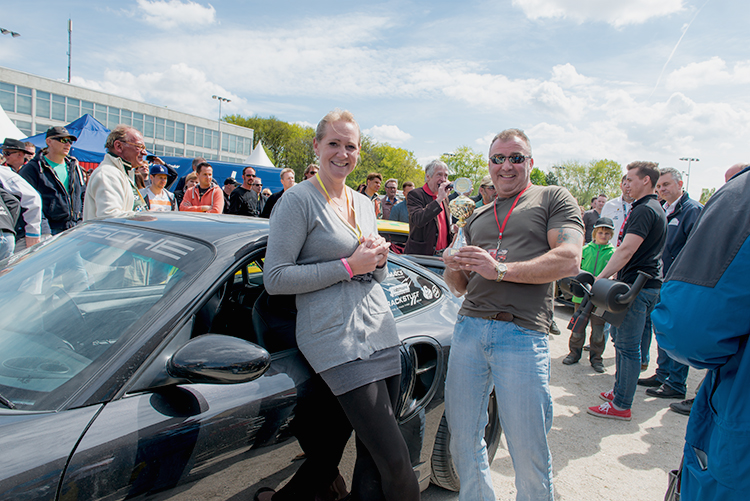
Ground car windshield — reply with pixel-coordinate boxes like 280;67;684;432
0;223;213;411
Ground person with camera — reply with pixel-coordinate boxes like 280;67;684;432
404;160;454;256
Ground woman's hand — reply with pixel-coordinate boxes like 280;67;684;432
348;234;390;275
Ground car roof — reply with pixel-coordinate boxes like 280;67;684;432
93;212;269;246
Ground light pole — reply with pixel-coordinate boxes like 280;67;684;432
212;95;230;161
679;157;699;192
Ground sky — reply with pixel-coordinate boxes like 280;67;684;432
1;0;748;198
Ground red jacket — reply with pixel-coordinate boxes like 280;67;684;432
179;185;224;213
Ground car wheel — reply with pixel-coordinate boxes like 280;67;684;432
430;390;502;491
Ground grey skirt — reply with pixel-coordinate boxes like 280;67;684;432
320;346;401;396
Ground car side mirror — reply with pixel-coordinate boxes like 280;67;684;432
167;334;271;384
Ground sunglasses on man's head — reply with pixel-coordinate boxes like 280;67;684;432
54;137;75;144
490;154;530;165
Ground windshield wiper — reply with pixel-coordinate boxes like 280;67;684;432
0;393;16;409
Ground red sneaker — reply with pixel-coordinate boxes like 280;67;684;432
599;389;614;402
587;402;631;421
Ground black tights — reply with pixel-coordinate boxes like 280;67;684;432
337;375;421;501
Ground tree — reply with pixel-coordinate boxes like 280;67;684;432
545;171;559;186
439;146;488;194
699;187;716;205
553;159;622;207
353;139;423;190
224;114;316;179
530;167;547;186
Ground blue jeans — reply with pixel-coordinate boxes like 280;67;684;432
0;232;14;260
655;345;689;394
445;315;553;501
612;288;660;410
640;314;653;365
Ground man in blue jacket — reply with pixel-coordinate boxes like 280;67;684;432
638;167;702;402
20;126;86;235
652;164;750;501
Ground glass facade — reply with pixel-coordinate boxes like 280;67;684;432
1;73;252;164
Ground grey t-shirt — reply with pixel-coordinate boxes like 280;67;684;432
459;185;583;333
264;181;400;373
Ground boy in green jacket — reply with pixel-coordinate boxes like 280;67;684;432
563;217;615;372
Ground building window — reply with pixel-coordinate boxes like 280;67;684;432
175;122;185;143
16;86;31;115
94;103;107;124
120;110;132;126
82;101;94;117
51;94;66;121
186;124;195;146
36;91;51;118
0;83;15;113
67;98;80;122
155;117;165;140
107;107;120;130
14;120;32;136
143;115;155;138
132;112;143;132
165;119;174;142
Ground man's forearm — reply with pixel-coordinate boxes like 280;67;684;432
443;265;469;297
504;243;581;284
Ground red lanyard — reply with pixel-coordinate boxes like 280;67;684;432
493;183;532;243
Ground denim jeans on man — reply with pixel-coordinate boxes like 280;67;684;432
0;232;14;260
445;315;553;501
612;288;660;409
654;346;690;394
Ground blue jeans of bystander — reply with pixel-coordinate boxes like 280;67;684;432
445;315;553;501
612;288;660;410
655;345;690;394
0;232;14;260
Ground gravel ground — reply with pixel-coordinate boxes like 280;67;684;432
422;305;702;501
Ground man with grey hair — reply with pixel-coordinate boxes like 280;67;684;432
84;125;148;220
443;128;583;500
637;167;702;402
260;167;295;218
404;160;453;255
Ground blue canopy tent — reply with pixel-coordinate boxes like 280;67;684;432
23;114;282;193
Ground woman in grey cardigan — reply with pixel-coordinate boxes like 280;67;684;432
263;109;419;501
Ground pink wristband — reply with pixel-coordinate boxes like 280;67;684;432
341;258;354;278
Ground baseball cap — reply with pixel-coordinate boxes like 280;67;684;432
593;217;615;230
480;174;493;187
224;177;239;186
45;126;77;141
149;164;169;176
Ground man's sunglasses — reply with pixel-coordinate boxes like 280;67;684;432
54;137;75;145
243;173;256;178
252;183;263;187
490;154;530;165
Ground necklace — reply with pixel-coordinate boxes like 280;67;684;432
316;172;348;212
315;172;363;242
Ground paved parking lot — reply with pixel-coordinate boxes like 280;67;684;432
422;305;701;501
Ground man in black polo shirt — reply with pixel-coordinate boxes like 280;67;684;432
227;166;260;217
587;161;667;421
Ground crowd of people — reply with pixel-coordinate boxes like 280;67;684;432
2;113;748;501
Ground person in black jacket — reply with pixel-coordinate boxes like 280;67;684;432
20;126;86;235
404;160;453;256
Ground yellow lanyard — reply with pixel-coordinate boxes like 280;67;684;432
316;172;363;242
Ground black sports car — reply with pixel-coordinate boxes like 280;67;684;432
0;213;501;500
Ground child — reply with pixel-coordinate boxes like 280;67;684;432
563;217;616;373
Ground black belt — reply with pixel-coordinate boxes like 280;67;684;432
482;312;514;322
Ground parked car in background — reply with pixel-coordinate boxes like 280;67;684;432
0;213;500;499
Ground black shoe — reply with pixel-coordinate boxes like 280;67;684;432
549;320;561;335
562;354;580;365
583;344;590;351
646;384;687;400
637;374;662;387
670;398;694;416
254;487;276;501
591;362;605;373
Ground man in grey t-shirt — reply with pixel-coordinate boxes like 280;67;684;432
442;128;583;501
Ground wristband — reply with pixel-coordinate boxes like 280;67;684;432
341;258;354;278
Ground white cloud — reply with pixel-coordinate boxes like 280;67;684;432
136;0;216;29
665;57;750;90
364;125;413;144
512;0;684;27
551;63;593;87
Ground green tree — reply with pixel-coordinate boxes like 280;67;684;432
553;159;622;207
699;187;716;205
530;167;547;186
354;139;423;191
439;146;488;194
545;171;559;186
224;114;316;178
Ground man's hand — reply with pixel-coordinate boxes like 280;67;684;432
25;236;40;247
436;180;452;204
448;246;499;281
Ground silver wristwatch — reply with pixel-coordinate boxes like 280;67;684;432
494;262;507;282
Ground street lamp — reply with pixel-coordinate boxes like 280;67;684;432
679;157;699;192
212;95;230;161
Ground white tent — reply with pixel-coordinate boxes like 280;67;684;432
0;103;25;142
245;140;276;168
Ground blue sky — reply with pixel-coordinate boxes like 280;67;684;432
1;0;748;198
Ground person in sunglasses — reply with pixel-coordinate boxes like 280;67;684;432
442;128;583;501
20;126;86;236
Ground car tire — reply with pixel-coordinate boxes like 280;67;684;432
430;390;502;491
